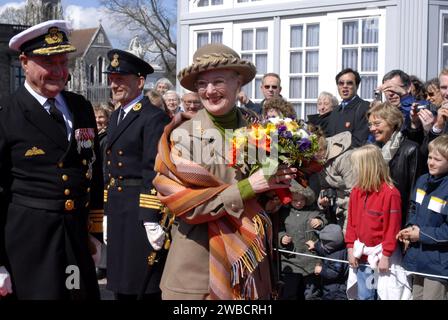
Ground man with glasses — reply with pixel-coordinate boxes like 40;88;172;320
326;68;370;147
240;72;282;115
181;91;203;114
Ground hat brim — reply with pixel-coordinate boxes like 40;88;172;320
179;64;256;92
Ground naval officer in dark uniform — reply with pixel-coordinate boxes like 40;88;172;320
103;49;170;300
0;20;103;299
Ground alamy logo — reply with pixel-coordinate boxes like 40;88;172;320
65;265;80;290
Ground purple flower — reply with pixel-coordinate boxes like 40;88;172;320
278;125;287;133
298;138;311;152
280;130;293;139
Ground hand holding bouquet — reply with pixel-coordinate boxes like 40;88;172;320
229;117;323;204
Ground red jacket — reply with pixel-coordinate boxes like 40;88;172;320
345;183;402;257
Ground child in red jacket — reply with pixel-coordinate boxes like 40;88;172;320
345;144;402;300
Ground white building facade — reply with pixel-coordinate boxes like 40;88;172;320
178;0;448;119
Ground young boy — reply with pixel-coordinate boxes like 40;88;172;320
397;134;448;300
306;224;348;300
279;181;327;300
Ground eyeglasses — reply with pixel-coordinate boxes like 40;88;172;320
183;100;201;105
337;81;355;87
367;120;384;128
263;85;278;90
195;78;228;91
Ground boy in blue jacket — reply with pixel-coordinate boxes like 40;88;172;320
397;134;448;300
306;224;348;300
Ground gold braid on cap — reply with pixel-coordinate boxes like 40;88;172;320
178;52;254;80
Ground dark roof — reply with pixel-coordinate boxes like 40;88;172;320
69;27;98;59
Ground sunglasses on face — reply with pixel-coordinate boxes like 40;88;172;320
263;85;278;90
337;81;355;87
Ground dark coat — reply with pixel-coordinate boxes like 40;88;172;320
387;138;424;226
0;86;102;299
104;96;170;295
403;174;448;280
314;240;348;300
326;96;370;147
307;112;332;137
279;206;327;276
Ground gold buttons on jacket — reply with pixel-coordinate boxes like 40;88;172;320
64;189;71;196
106;149;111;155
118;162;123;167
82;159;87;166
86;172;91;179
87;187;91;193
85;202;90;208
62;174;69;181
57;162;64;168
107;161;111;166
117;187;123;192
65;200;74;211
119;176;123;180
118;150;123;155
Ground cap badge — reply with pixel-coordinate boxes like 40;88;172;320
111;54;120;68
45;27;63;45
133;103;142;111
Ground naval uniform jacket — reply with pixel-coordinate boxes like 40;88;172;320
104;96;170;295
0;86;103;299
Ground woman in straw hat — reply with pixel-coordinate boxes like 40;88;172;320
153;43;297;300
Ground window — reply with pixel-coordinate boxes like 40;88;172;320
97;33;104;44
240;27;268;99
341;17;379;99
288;23;320;119
12;64;25;92
442;15;448;68
89;65;95;85
97;57;104;85
198;0;223;6
196;30;223;49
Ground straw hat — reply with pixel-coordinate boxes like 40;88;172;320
178;43;256;92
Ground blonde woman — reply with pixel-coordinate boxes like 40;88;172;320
345;144;402;300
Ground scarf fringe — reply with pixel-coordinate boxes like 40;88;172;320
229;213;269;299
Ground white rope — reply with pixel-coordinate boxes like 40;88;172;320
275;248;448;280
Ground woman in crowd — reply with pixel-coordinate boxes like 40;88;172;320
367;102;423;226
153;43;297;300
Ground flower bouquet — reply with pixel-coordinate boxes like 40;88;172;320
229;117;323;204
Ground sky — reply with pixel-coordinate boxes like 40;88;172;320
0;0;177;50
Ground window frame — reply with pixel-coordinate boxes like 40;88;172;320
280;16;323;120
233;20;274;103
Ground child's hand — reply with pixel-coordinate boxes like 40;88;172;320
281;235;292;245
305;240;315;251
314;264;322;275
309;218;322;229
378;255;390;273
396;226;412;241
347;248;358;268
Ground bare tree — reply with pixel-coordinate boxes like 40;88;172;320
99;0;177;81
0;6;27;25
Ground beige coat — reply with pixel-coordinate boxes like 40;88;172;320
318;131;355;222
160;108;272;300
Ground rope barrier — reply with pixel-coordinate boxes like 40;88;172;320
275;248;448;280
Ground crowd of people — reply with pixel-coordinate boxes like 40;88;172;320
0;19;447;301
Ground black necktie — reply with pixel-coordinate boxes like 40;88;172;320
47;98;67;136
117;107;125;125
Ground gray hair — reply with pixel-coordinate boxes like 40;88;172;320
155;77;174;90
318;91;338;108
163;90;180;103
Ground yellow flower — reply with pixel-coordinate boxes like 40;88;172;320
285;121;299;132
